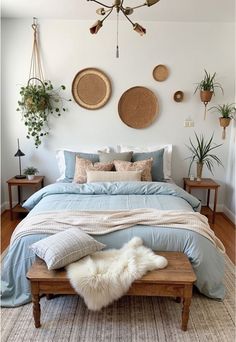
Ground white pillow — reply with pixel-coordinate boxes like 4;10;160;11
30;227;106;270
56;147;111;182
117;144;172;179
87;170;142;183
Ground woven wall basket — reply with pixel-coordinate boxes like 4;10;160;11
153;65;169;82
118;86;159;129
173;90;184;102
72;68;111;110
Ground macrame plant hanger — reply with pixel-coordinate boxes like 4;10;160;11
28;17;44;87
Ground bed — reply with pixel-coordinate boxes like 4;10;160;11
1;180;225;307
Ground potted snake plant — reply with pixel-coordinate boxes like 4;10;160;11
194;70;223;119
209;103;236;139
186;132;223;181
194;70;223;103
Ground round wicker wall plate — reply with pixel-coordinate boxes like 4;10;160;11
173;90;184;102
72;68;111;109
118;86;158;129
153;64;169;82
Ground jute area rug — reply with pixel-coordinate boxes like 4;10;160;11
1;256;235;342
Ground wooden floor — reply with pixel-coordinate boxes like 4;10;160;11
1;209;235;264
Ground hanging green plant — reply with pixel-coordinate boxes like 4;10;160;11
17;18;71;148
17;78;71;147
194;70;223;120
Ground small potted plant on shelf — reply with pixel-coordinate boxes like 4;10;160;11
194;70;223;119
186;132;223;181
209;103;236;139
17;78;71;148
23;166;39;180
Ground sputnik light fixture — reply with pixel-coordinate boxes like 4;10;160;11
87;0;160;57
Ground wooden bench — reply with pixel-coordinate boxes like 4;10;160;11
27;252;196;331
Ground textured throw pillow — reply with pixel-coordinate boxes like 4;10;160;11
56;147;110;182
98;151;133;163
73;156;113;183
87;170;142;183
30;227;106;270
113;159;153;181
131;149;164;181
118;145;172;180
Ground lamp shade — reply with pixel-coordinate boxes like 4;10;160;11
14;149;25;157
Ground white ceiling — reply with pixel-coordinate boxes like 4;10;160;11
1;0;235;22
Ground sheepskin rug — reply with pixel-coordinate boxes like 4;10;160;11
66;237;168;311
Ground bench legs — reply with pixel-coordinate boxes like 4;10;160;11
29;282;193;331
31;282;41;328
181;285;193;331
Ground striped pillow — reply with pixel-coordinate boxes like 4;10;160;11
30;228;106;270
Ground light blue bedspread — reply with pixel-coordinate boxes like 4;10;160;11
1;182;225;307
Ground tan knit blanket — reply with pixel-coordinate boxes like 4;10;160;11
10;209;225;253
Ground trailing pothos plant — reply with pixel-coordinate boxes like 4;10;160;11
17;77;71;148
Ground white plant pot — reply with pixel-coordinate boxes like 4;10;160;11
27;175;35;180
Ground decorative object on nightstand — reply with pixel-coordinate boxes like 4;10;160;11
209;103;236;139
7;176;44;220
194;70;223;120
183;178;220;224
23;166;39;180
14;138;26;179
185;132;223;181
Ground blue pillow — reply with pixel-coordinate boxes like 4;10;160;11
64;151;99;181
131;149;164;181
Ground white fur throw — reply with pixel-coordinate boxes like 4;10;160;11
66;237;168;311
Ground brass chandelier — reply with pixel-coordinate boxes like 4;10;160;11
87;0;160;57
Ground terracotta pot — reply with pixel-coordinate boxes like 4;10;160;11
200;90;213;103
196;162;203;181
219;117;231;139
219;117;231;128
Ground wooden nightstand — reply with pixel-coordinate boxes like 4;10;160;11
7;176;44;220
183;178;220;224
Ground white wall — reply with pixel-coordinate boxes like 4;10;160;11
1;19;235;219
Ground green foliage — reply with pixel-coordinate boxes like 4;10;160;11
194;70;223;94
209;103;236;119
186;132;223;176
23;166;39;175
17;80;71;148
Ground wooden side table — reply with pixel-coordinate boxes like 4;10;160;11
183;178;220;224
7;176;44;220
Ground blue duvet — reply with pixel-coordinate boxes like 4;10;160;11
1;182;225;307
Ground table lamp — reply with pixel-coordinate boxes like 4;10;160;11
14;138;26;179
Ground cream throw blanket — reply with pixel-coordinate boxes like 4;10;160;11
10;209;225;253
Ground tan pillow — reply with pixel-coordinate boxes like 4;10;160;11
113;159;153;181
87;170;142;183
73;157;113;183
